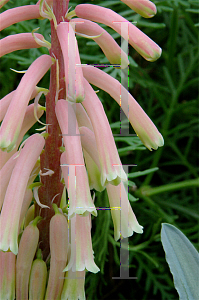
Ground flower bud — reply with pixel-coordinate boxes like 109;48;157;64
44;204;69;300
16;217;41;300
29;250;47;300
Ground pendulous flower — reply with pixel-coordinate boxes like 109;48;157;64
0;134;45;254
0;55;52;152
74;3;162;61
63;214;100;274
57;22;85;103
106;182;143;241
56;99;97;217
82;65;164;151
82;79;127;186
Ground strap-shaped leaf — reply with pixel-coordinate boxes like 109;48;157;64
161;223;199;300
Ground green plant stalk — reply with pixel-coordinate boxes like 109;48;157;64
140;178;199;196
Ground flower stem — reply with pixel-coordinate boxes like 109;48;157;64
35;0;69;260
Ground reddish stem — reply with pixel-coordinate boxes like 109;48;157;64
35;0;69;260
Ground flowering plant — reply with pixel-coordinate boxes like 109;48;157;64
0;0;164;298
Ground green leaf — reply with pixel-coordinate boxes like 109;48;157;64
161;223;199;300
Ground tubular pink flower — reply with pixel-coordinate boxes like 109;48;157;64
0;251;15;300
0;152;18;210
83;66;164;151
61;270;86;300
121;0;157;18
0;86;39;122
64;214;100;273
82;79;127;186
29;256;47;300
71;18;129;69
0;5;40;31
0;134;45;254
45;205;68;300
0;54;52;152
60;150;97;218
16;217;40;300
56;99;97;217
106;182;143;241
0;33;45;57
0;103;44;169
75;4;161;61
57;22;85;103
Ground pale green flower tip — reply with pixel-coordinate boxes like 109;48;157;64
75;208;97;218
138;8;156;19
141;133;164;151
135;224;144;234
67;94;85;104
144;6;157;18
76;95;85;103
147;46;162;62
0;138;16;152
85;260;100;273
158;135;164;147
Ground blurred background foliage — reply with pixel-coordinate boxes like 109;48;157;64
0;0;198;299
